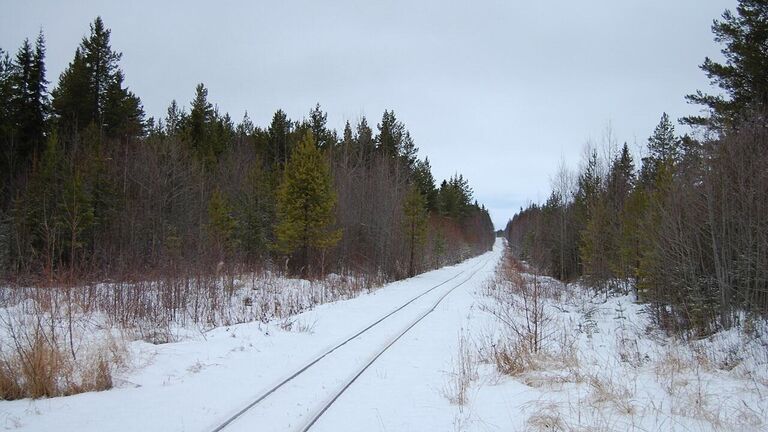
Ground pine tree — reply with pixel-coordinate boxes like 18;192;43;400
275;131;341;276
683;0;768;130
403;185;428;277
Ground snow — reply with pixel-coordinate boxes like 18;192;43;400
1;239;766;431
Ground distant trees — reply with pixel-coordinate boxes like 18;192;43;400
506;0;768;336
0;17;494;285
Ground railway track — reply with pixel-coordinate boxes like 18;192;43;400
208;255;491;432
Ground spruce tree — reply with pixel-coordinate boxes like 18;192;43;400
309;103;333;150
438;174;473;219
8;33;49;166
81;17;121;122
275;131;341;276
375;110;418;168
52;16;144;139
185;83;213;162
640;113;680;188
0;48;12;199
102;70;144;141
236;111;255;137
267;109;291;168
572;150;602;278
339;120;355;165
356;116;374;166
606;143;636;280
165;100;184;137
52;48;90;134
411;157;438;211
0;48;12;134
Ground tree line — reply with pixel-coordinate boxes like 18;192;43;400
505;0;768;336
0;17;494;282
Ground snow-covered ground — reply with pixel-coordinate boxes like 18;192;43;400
448;252;768;432
1;239;766;431
0;243;500;431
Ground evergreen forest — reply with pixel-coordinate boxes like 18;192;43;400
506;0;768;336
0;17;495;284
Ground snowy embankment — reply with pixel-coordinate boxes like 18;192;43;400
449;254;768;432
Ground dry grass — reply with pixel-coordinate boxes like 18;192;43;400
526;403;566;431
443;331;478;406
481;251;578;381
585;372;636;416
279;316;317;333
477;249;768;431
0;267;375;400
0;311;123;400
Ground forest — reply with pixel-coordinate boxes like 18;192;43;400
505;1;768;336
0;17;495;285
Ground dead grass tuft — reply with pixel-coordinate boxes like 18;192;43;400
526;403;566;431
0;311;126;400
443;331;478;406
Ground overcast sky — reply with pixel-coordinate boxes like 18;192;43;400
2;0;736;228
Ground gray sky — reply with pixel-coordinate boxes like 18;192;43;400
2;0;736;228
